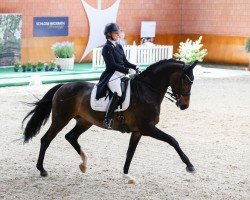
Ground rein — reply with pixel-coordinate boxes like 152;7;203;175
108;74;125;82
135;78;179;103
135;71;193;104
176;73;193;96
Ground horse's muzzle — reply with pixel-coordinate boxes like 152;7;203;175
176;99;189;110
180;104;188;110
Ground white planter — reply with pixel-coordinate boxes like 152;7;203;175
55;56;74;70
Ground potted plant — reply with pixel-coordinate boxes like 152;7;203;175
26;62;32;72
49;60;56;71
45;63;49;71
32;64;37;72
13;62;20;72
21;64;26;72
37;61;44;71
57;64;62;71
245;38;250;71
51;41;74;70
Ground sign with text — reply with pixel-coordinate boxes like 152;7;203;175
33;17;68;37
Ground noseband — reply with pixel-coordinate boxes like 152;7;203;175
135;65;193;104
167;72;193;103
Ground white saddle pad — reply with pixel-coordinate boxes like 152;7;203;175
90;80;131;112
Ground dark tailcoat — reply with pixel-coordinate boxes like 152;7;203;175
96;40;136;100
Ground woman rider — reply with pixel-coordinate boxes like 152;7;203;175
96;23;138;129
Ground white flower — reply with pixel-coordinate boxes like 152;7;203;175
174;36;208;65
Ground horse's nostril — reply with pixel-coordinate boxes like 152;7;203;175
180;104;188;110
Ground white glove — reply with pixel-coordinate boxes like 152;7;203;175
128;68;136;75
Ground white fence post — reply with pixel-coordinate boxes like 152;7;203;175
92;45;173;69
92;48;97;70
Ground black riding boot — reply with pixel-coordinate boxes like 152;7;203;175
103;92;120;129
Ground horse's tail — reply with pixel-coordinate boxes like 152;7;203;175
22;84;63;143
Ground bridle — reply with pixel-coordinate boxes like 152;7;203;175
166;73;193;103
135;68;193;104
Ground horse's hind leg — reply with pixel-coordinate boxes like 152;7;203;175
65;119;92;173
36;121;69;177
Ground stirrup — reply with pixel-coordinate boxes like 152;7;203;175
103;118;112;129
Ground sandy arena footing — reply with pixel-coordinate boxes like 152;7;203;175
0;67;249;200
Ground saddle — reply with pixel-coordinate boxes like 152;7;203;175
90;77;130;112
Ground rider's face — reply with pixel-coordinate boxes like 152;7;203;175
111;31;120;41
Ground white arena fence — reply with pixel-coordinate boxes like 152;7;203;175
92;45;173;69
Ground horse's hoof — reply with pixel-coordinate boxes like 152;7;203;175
128;179;136;185
186;166;195;173
79;163;87;173
40;170;48;177
123;174;136;184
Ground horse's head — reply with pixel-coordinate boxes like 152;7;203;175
169;61;198;110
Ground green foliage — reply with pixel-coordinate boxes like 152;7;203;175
0;14;22;44
36;61;44;70
0;14;22;66
26;62;32;70
14;62;20;70
245;38;250;53
51;42;74;58
49;60;56;69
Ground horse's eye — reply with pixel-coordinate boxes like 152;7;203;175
184;80;189;84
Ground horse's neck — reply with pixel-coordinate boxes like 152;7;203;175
139;66;176;100
149;66;176;87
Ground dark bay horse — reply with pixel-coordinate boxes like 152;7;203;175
22;59;197;184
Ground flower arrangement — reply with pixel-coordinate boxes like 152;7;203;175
174;36;208;65
51;41;74;58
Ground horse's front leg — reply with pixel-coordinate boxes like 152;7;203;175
123;132;141;184
139;124;195;172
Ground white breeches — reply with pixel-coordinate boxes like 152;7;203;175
107;71;124;97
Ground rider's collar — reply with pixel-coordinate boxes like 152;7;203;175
108;39;117;47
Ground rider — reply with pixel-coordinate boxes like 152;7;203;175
96;22;138;129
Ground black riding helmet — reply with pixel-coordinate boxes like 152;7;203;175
104;23;120;39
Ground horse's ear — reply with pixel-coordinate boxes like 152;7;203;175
183;60;198;73
190;60;198;70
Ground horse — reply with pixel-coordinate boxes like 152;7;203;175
22;59;198;184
